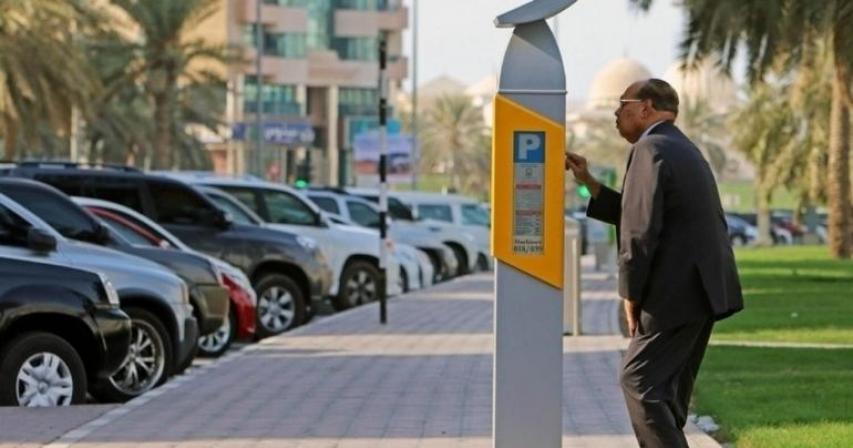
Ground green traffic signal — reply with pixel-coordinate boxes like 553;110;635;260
295;179;309;188
577;184;590;199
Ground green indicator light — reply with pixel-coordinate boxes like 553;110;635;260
577;184;590;199
295;180;309;188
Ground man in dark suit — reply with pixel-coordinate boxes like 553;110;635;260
565;78;743;447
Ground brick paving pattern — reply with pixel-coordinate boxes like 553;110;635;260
2;257;720;447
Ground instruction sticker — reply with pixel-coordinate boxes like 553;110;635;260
512;131;545;254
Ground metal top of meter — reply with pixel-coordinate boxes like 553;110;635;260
495;0;578;27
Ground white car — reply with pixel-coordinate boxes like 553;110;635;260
340;187;482;275
392;191;493;271
167;175;402;311
305;190;455;284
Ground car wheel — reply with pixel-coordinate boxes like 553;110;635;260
476;253;490;271
255;274;306;338
399;267;409;293
0;332;87;407
449;244;470;276
333;260;380;311
198;309;236;358
91;308;171;403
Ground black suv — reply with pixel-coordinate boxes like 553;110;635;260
0;257;131;406
0;178;229;349
2;163;332;336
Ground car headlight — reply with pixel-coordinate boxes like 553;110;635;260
98;274;121;308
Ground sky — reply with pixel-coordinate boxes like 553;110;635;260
402;0;694;103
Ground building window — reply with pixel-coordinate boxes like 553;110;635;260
243;25;306;59
334;0;396;10
263;0;309;6
332;36;378;61
339;88;378;115
244;76;301;116
306;0;332;50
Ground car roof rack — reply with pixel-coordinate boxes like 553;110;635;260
8;160;142;173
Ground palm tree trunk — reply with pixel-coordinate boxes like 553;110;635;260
756;177;773;246
827;62;852;258
152;91;171;169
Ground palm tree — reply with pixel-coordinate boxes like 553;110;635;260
108;0;230;169
420;94;489;193
630;0;853;258
729;81;799;245
0;0;99;159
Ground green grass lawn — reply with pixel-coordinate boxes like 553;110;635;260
712;245;853;344
693;245;853;447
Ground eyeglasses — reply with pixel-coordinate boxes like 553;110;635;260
618;98;643;109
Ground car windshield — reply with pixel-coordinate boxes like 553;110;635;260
461;204;490;227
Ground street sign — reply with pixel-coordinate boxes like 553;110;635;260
231;121;315;146
492;1;576;447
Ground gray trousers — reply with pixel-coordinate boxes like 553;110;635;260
620;318;714;447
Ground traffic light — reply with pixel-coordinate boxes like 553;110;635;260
295;162;312;187
576;184;590;199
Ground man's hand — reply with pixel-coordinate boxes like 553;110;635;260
565;152;601;198
623;299;640;337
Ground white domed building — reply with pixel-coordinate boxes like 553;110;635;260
586;58;653;111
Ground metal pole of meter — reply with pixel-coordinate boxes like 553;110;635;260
492;1;576;447
377;36;389;324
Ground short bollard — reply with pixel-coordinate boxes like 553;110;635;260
564;217;582;336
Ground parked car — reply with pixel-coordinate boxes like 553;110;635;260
0;257;131;407
341;187;483;275
304;190;446;288
2;162;331;337
74;196;257;357
724;214;758;246
171;175;402;311
0;193;194;402
0;178;229;353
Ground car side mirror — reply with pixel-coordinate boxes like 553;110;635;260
212;209;233;230
317;213;330;228
27;228;57;253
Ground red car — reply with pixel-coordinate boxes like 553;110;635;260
75;197;256;357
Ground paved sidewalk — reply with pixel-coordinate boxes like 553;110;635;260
3;258;720;448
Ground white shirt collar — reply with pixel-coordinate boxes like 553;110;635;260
640;120;665;140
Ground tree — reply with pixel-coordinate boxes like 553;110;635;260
676;98;729;179
108;0;230;169
420;94;490;195
0;0;99;159
631;0;853;258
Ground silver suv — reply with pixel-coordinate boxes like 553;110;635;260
0;193;196;402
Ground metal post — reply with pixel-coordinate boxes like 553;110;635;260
492;2;576;447
563;217;582;336
378;36;389;324
254;0;264;177
410;0;419;190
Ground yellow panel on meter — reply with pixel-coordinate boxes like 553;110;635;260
491;94;564;289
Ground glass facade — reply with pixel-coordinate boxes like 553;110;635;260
334;0;394;10
306;0;332;50
244;76;301;116
338;88;378;115
262;0;309;6
332;36;378;61
243;25;306;59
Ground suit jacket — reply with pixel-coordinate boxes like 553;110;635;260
587;121;743;332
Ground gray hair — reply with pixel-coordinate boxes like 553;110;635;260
636;78;679;115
